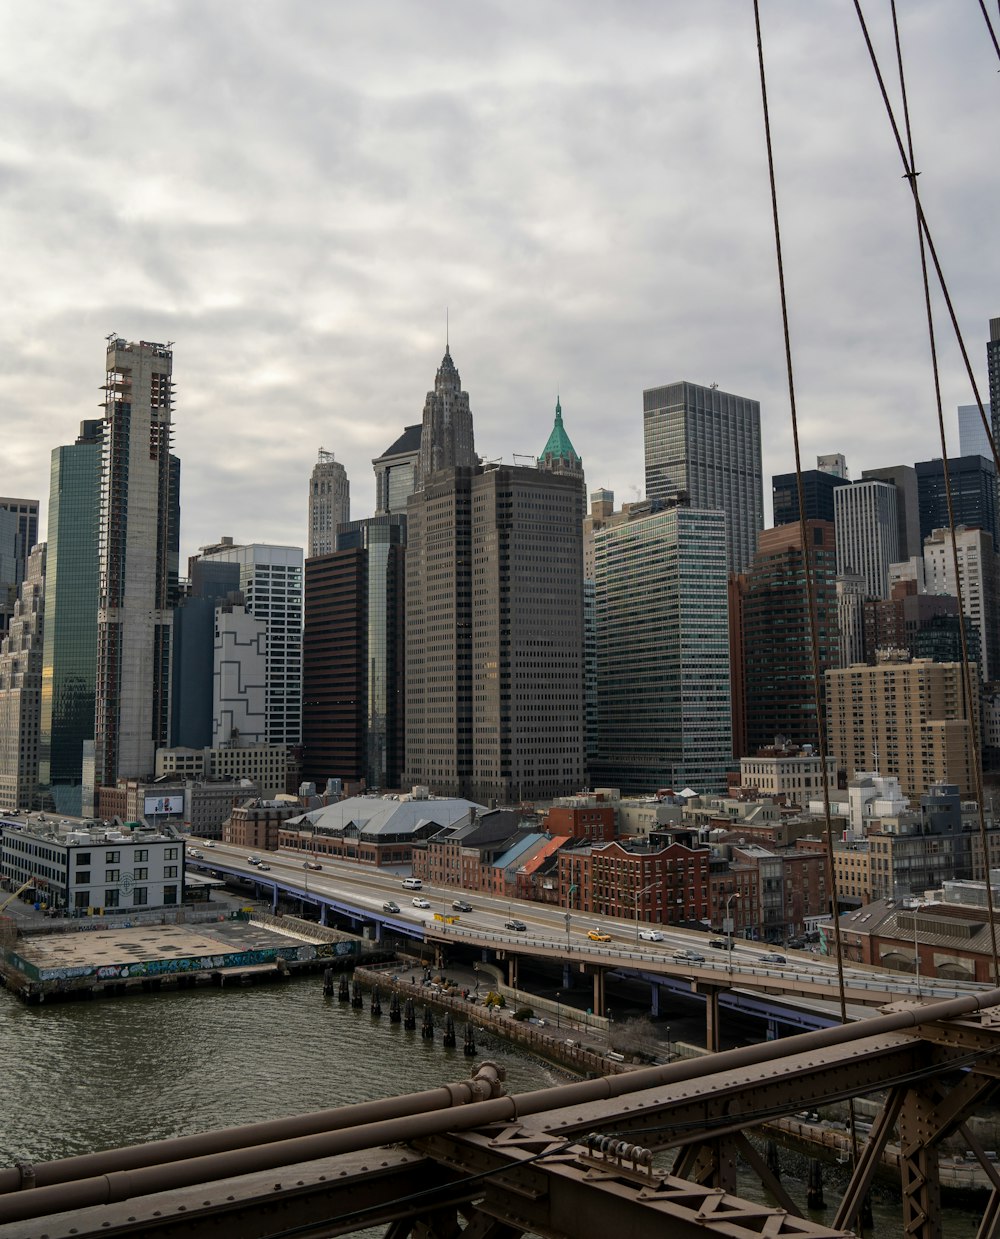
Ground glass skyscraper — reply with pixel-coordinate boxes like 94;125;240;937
591;501;732;793
38;421;102;814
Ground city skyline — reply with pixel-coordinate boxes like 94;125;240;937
0;4;996;567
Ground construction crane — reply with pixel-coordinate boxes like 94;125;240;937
0;878;38;915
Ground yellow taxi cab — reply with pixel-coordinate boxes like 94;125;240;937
587;929;612;942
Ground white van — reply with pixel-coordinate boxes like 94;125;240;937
401;877;423;890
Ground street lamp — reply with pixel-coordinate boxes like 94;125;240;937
633;881;660;945
555;990;561;1027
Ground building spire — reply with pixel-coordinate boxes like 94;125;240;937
538;395;582;474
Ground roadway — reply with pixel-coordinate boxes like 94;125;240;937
186;839;984;1005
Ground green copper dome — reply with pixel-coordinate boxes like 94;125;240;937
538;398;581;468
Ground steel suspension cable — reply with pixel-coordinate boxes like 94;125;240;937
751;0;854;1082
978;0;1000;65
856;0;1000;990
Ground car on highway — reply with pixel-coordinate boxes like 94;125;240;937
188;848;203;859
587;929;612;942
383;900;401;913
638;929;664;942
412;897;431;909
672;948;706;963
452;900;473;912
202;840;216;848
708;939;734;950
257;863;271;872
304;861;322;870
759;953;787;965
247;855;261;865
505;919;527;932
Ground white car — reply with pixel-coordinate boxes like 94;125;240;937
412;897;431;909
638;929;664;942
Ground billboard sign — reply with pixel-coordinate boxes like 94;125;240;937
143;795;184;816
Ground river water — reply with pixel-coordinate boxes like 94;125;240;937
0;979;985;1236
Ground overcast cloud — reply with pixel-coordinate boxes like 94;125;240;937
1;1;996;565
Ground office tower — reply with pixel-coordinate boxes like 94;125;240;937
0;498;39;632
38;421;102;814
859;465;921;561
308;449;350;558
915;455;999;550
643;380;763;573
772;469;849;526
170;558;242;748
213;600;267;745
739;521;839;755
415;346;476;486
404;369;585;803
834;479;900;599
922;525;1000;683
582;487;620;776
989;318;1000;452
94;338;178;787
303;514;407;791
591;499;731;793
959;403;992;460
373;425;422;515
817;454;849;479
0;545;46;811
837;574;867;668
194;539;303;747
827;654;979;799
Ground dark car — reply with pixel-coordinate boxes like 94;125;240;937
786;937;806;950
383;900;401;913
304;861;322;871
452;900;473;912
759;953;787;965
505;919;528;932
709;939;734;950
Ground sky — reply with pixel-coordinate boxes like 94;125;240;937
1;1;996;568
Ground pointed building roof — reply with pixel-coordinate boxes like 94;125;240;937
538;397;582;472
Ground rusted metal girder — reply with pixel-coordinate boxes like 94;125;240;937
4;991;1000;1238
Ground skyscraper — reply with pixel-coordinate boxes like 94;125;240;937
195;539;303;747
415;346;476;486
988;317;1000;452
591;499;732;792
404;365;585;803
772;468;849;527
303;514;407;791
0;497;39;633
739;521;839;756
859;465;921;561
373;425;422;515
307;449;350;558
915;455;999;551
38;421;102;814
643;380;763;573
834;479;900;599
0;545;46;812
94;338;178;787
958;403;992;460
922;524;1000;683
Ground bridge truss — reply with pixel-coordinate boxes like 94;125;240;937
2;988;1000;1239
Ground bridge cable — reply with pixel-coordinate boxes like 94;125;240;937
854;0;1000;990
750;5;858;1173
978;0;1000;65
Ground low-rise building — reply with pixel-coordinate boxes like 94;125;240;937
739;742;838;805
1;813;185;912
225;800;299;852
156;744;294;800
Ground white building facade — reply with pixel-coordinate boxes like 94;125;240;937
834;479;900;599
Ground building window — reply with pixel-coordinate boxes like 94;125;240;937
105;870;119;883
76;852;91;865
133;888;147;906
74;891;89;909
135;849;148;862
76;871;91;885
163;885;178;905
164;866;178;879
134;868;148;881
104;889;120;908
106;851;120;864
165;848;178;860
